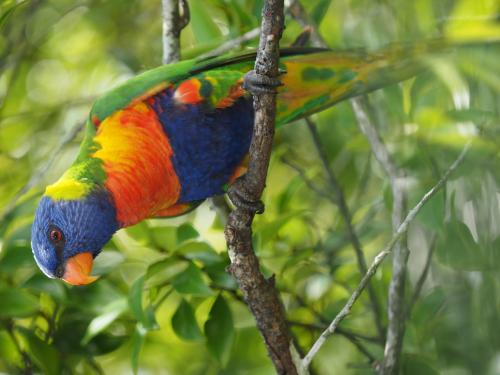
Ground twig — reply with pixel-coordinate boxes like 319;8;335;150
291;292;383;344
161;0;190;64
281;156;333;201
351;96;409;374
223;1;302;374
302;141;470;369
289;320;377;364
407;235;437;316
286;0;327;47
306;117;386;340
4;321;32;374
198;27;261;59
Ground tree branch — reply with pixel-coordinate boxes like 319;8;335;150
223;1;301;374
351;96;409;374
302;141;470;369
161;0;190;64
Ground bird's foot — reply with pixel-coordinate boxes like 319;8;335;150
242;70;282;95
227;178;265;214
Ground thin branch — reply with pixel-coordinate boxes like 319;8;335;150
198;27;261;59
281;156;333;201
351;96;408;375
291;292;383;344
302;141;470;369
224;1;301;374
289;320;377;364
407;235;437;316
161;0;190;64
306;117;386;340
3;321;33;374
351;98;399;179
286;0;327;47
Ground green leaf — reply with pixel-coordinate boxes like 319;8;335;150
205;262;237;289
401;353;439;375
22;274;66;302
172;262;213;296
82;298;128;345
177;223;199;244
204;295;235;366
175;241;221;266
150;225;177;250
417;190;445;230
92;250;125;276
0;288;38;318
131;324;146;375
311;0;331;26
190;2;222;43
255;211;303;247
0;0;28;28
19;328;60;375
0;242;33;272
144;257;188;289
171;299;203;341
436;219;484;270
129;276;158;331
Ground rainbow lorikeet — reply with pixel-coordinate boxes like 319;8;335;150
30;42;456;285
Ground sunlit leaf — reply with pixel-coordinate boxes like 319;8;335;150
131;324;146;375
82;298;128;344
190;2;222;43
129;276;158;331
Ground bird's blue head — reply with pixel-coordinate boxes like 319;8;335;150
31;189;119;285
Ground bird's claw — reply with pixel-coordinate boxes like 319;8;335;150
227;179;265;214
243;70;282;95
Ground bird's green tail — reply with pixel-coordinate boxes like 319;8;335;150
275;40;450;125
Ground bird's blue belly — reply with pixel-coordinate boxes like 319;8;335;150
149;89;254;203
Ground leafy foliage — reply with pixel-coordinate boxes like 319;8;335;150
0;0;499;374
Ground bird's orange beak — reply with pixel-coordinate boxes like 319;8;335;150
62;252;98;285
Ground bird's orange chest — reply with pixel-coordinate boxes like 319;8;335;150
92;102;181;227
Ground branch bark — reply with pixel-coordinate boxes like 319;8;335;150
223;1;301;374
161;0;189;64
302;142;470;369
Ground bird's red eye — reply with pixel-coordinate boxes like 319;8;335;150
49;228;63;243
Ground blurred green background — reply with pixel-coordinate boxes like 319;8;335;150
0;0;499;374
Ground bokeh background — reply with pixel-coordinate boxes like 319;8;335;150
1;0;499;374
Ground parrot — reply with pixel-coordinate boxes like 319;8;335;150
29;40;481;285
